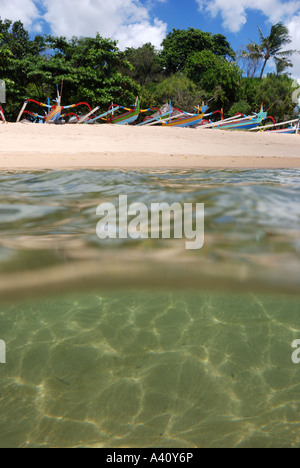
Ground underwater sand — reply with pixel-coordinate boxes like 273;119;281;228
0;169;300;448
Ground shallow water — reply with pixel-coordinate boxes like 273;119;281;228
0;169;300;448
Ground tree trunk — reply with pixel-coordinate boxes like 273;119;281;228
260;58;268;79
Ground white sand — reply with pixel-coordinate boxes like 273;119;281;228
0;122;299;169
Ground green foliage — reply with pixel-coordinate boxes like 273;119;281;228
0;18;298;122
0;20;139;120
0;18;45;58
36;35;139;108
0;33;12;74
241;22;298;79
240;74;297;121
122;43;163;85
228;101;251;116
0;19;47;117
145;72;206;112
238;44;263;78
185;50;242;111
138;87;157;111
159;28;235;75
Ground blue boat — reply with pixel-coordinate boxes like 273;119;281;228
215;106;267;131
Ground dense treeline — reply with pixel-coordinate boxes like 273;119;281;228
0;18;298;122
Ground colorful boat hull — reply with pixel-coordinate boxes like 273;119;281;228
109;110;140;125
162;105;209;128
214;108;267;131
109;98;140;125
217;120;263;130
45;105;62;123
267;127;298;134
162;114;205;128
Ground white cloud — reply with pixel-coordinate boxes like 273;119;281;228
197;0;300;78
286;13;300;80
0;0;40;27
0;0;167;49
197;0;300;32
42;0;167;49
116;19;168;50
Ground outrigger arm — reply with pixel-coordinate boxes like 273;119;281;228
16;99;52;122
79;106;123;124
0;106;6;123
17;97;93;123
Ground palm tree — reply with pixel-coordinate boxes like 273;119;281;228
240;43;263;78
275;56;293;75
243;22;297;79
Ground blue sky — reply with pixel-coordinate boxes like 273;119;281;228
150;0;273;51
1;0;300;77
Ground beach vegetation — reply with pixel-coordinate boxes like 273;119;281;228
185;50;242;110
159;28;235;74
0;18;298;122
121;43;163;86
228;101;252;117
241;74;298;121
241;22;298;79
0;19;139;120
143;72;206;112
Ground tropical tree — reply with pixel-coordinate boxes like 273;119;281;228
240;74;296;121
145;72;206;111
0;33;12;72
239;44;263;78
0;17;298;122
0;18;45;58
242;22;297;79
275;57;293;75
159;28;235;75
185;50;242;111
122;43;163;85
228;101;251;117
42;34;139;107
0;20;140;119
0;19;46;118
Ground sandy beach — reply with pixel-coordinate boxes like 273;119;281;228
0;122;299;169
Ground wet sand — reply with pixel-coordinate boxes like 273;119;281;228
0;123;299;169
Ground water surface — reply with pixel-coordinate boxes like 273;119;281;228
0;169;299;448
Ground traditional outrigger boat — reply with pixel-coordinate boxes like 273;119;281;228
249;118;300;134
198;106;270;131
16;85;93;123
0;105;6;123
162;105;208;127
107;97;140;125
78;97;140;125
137;102;209;128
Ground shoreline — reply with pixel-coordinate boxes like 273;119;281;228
1;153;299;170
0;123;299;170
